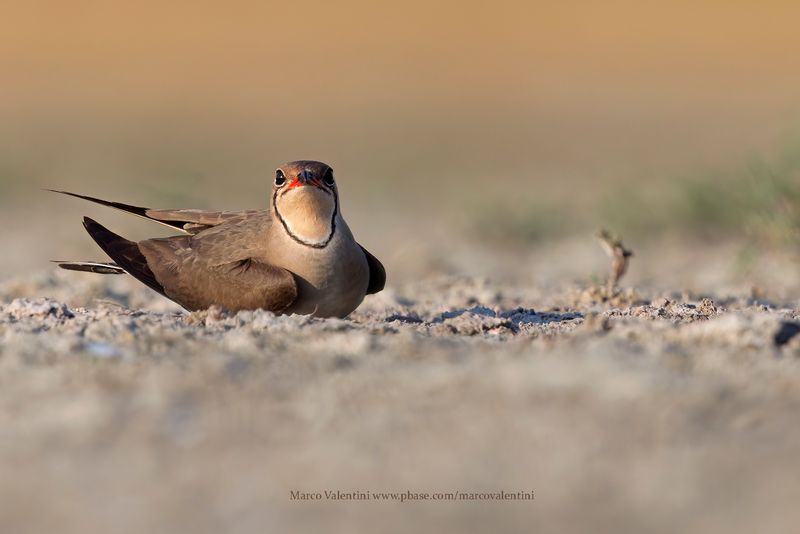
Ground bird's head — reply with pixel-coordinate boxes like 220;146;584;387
271;160;339;248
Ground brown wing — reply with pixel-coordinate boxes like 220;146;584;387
83;216;297;312
51;190;263;235
359;244;385;294
138;214;297;312
139;238;297;312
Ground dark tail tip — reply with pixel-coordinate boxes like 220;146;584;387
80;217;166;297
83;216;99;230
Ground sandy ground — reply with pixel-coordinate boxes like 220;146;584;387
3;3;800;531
2;264;800;534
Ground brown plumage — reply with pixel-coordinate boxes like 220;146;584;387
54;161;385;318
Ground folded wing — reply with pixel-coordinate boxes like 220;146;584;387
83;217;297;312
359;244;386;294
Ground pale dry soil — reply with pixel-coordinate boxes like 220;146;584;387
1;271;800;534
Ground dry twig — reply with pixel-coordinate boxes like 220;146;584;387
596;229;633;294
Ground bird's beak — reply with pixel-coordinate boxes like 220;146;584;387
288;171;324;190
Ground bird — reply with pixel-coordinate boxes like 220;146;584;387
52;160;385;318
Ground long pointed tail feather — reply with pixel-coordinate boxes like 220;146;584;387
53;260;125;274
47;189;190;233
47;189;151;217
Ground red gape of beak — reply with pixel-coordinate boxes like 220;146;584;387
287;178;324;190
287;170;324;190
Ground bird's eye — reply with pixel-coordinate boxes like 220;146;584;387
322;169;335;187
275;170;287;187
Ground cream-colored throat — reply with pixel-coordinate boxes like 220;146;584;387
275;187;337;247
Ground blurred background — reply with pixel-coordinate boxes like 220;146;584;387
2;0;800;292
4;5;800;534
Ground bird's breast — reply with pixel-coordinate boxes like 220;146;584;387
267;219;369;317
274;187;336;247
